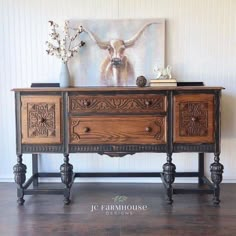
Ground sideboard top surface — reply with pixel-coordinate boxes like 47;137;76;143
12;86;224;92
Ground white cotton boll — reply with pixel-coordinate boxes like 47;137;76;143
45;20;85;62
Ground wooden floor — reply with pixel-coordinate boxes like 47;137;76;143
0;183;236;236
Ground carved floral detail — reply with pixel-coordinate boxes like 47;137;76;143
154;118;165;140
70;120;80;142
179;102;208;137
27;103;56;138
69;95;166;113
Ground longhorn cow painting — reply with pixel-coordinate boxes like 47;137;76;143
70;19;165;86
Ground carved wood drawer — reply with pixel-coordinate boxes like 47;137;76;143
21;96;61;144
69;94;166;114
174;94;214;143
69;116;166;144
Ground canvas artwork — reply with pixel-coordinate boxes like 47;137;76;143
69;19;165;86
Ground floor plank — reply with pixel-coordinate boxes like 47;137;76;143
0;183;236;236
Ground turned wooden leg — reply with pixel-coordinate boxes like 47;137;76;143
163;153;176;204
13;154;27;205
60;154;73;205
210;153;224;205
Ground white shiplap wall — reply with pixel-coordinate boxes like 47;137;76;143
0;0;236;182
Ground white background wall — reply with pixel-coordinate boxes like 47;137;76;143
0;0;236;183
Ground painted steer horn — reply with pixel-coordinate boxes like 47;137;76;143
124;22;155;47
83;27;109;49
83;22;156;49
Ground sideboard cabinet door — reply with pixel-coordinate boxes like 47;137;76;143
21;96;62;144
174;94;214;143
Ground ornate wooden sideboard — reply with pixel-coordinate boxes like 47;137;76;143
12;86;224;205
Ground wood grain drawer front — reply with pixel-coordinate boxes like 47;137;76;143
174;94;214;143
70;116;166;144
69;94;166;114
21;96;61;144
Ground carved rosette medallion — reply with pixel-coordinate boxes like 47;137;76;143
69;95;166;113
21;96;61;144
179;102;208;137
28;103;56;138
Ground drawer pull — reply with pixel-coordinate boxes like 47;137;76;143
83;101;90;107
83;127;90;133
145;127;152;132
40;117;46;123
191;117;198;122
145;101;152;106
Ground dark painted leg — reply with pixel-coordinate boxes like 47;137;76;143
163;153;176;204
198;153;205;186
210;153;224;205
13;154;27;205
32;154;39;187
60;154;73;205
